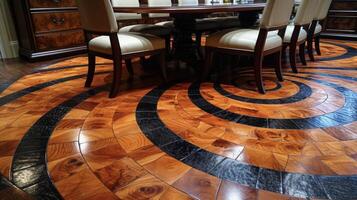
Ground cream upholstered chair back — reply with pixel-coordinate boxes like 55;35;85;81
148;0;171;18
260;0;295;29
178;0;199;6
76;0;118;33
315;0;332;20
112;0;142;20
294;0;320;25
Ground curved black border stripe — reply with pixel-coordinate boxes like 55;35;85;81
136;83;357;199
189;74;357;129
232;78;282;92
298;66;357;71
318;42;357;62
0;71;110;107
214;79;312;104
10;86;107;199
32;63;112;74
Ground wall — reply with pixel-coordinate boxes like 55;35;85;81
0;0;19;59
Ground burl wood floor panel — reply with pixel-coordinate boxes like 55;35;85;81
0;40;357;199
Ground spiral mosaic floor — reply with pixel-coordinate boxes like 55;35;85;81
0;40;357;200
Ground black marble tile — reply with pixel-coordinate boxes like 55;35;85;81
140;96;160;104
268;119;300;130
12;151;45;172
237;116;268;128
135;111;157;120
290;119;317;129
0;175;12;190
22;179;62;200
335;107;357;119
305;116;340;128
22;126;54;140
318;175;357;200
256;168;282;193
136;102;157;113
214;80;312;105
190;97;222;114
144;127;181;147
324;111;355;124
161;140;200;160
282;173;328;199
182;149;226;173
60;99;83;108
137;118;165;132
211;159;259;188
46;106;73;118
12;165;48;188
0;91;29;106
32;64;88;74
33;116;62;127
15;139;48;154
214;111;242;122
319;42;355;61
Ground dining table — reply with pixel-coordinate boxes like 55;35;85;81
113;1;266;68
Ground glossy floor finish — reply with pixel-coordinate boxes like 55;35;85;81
0;40;357;200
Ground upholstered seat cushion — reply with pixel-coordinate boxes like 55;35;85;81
206;29;282;51
89;33;165;55
119;24;172;37
315;22;322;34
155;21;174;29
283;25;307;43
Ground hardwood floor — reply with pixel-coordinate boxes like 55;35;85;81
0;39;357;200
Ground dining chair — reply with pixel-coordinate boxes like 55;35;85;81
112;0;173;56
307;0;333;61
111;0;141;21
203;0;295;94
282;0;320;73
76;0;167;98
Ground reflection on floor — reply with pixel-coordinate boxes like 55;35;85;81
0;40;357;200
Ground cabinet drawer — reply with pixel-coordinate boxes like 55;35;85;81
35;30;85;50
32;12;81;33
29;0;77;8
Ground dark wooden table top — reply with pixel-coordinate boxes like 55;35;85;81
113;2;266;14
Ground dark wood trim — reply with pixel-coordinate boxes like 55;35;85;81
10;0;86;61
113;3;265;14
320;0;357;40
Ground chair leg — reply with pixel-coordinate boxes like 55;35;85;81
299;42;307;66
109;57;122;98
195;32;203;59
289;44;298;73
307;37;315;62
253;55;265;94
274;51;284;82
125;59;134;81
85;53;96;87
159;52;167;82
201;48;213;81
315;35;321;56
165;35;171;57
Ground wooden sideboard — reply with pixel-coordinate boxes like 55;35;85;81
322;0;357;40
10;0;86;61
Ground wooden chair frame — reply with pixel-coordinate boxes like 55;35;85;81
307;19;323;62
283;23;310;73
110;0;173;57
202;25;287;94
84;30;167;98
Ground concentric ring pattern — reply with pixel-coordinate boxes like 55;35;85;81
0;40;357;200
